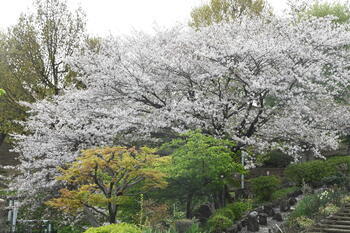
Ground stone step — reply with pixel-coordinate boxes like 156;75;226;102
317;224;350;230
321;220;350;226
310;228;350;233
329;216;350;220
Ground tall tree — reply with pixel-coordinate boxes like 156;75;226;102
0;0;86;137
5;0;86;96
12;16;350;205
189;0;267;28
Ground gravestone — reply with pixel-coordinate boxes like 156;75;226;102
247;211;259;232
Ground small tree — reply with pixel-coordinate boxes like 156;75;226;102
190;0;267;28
304;1;350;24
46;146;168;224
162;131;245;218
0;89;5;95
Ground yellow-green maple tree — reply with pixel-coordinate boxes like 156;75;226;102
47;146;169;224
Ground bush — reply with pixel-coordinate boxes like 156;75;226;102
288;193;321;219
271;186;299;200
250;176;281;202
226;201;252;219
288;189;345;220
84;223;141;233
285;156;350;187
319;203;340;216
321;173;348;187
295;216;315;229
214;207;235;220
58;226;82;233
207;214;232;233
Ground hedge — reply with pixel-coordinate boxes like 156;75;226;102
285;156;350;187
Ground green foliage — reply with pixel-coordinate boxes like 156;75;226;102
289;190;345;220
142;223;206;233
205;201;251;233
250;176;281;202
185;223;206;233
226;201;252;219
285;160;332;187
305;2;350;24
295;216;315;230
328;156;350;172
319;203;340;216
285;156;350;187
207;214;232;233
161;131;244;217
288;193;323;220
321;173;348;187
58;226;83;233
189;0;266;28
84;223;141;233
0;89;5;95
163;131;244;187
271;187;299;201
214;208;235;220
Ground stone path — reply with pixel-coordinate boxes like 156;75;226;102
237;193;305;233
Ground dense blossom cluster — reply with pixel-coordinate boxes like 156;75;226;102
12;16;350;194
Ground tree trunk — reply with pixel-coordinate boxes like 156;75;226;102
0;134;6;146
83;207;99;227
213;193;220;209
186;193;194;219
108;203;118;224
213;188;226;209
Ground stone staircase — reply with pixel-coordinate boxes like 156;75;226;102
309;203;350;233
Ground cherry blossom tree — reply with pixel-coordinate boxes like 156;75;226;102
11;16;350;200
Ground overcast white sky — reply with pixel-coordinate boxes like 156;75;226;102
0;0;318;36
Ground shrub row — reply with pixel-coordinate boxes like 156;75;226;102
285;156;350;187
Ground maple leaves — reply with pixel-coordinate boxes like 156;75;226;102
46;146;168;223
